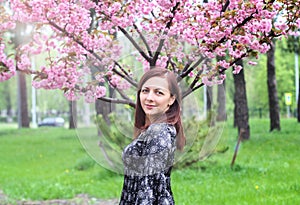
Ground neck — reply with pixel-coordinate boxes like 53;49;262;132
146;114;167;125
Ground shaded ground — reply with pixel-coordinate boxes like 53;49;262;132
0;190;119;205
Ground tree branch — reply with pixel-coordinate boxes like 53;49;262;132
151;2;180;66
105;75;134;103
221;0;230;12
47;19;138;88
97;96;136;108
118;26;151;62
182;82;205;99
47;19;104;62
179;56;205;80
179;59;193;77
189;68;205;90
133;23;153;57
112;66;138;88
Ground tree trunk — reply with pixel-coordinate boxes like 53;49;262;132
267;40;281;131
206;86;213;111
17;71;30;128
233;95;237;128
69;101;77;129
206;85;215;126
233;59;250;140
217;82;227;121
14;23;30;128
4;82;13;122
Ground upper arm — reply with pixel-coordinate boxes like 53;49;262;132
143;123;176;155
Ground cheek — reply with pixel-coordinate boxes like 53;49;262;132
139;94;144;101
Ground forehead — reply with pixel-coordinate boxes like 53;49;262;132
142;76;169;90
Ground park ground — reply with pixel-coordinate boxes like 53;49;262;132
0;118;300;204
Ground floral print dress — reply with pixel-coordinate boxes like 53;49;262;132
119;123;177;205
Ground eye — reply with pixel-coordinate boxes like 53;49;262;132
141;88;149;93
156;90;164;95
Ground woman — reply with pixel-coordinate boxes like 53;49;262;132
119;68;186;205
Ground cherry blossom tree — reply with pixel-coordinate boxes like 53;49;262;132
0;0;299;108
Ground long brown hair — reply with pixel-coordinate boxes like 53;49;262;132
133;68;186;151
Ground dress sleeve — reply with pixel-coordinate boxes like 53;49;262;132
142;123;176;174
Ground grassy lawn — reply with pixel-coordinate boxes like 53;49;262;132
0;118;300;204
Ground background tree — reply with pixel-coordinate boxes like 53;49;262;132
12;23;30;128
233;59;250;139
267;39;281;131
69;101;77;129
246;38;296;119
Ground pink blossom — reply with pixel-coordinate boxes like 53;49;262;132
217;60;230;69
110;75;121;86
63;89;79;101
202;76;214;87
260;19;272;33
17;54;31;70
0;21;16;31
219;74;226;81
0;0;298;102
95;86;106;98
188;71;194;78
232;64;243;75
258;43;270;54
274;22;289;33
248;61;257;66
296;19;300;28
95;74;105;83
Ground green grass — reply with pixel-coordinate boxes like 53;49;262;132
0;119;300;204
0;126;123;203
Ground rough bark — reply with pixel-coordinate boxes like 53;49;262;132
233;59;250;140
18;72;30;128
69;101;77;129
267;40;281;131
13;23;30;128
206;86;213;111
206;85;215;126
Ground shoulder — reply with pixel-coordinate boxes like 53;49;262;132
146;123;176;143
147;123;176;137
145;123;176;152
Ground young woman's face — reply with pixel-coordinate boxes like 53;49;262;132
140;76;175;121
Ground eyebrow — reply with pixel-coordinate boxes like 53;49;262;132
142;86;168;92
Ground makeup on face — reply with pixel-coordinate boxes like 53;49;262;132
140;77;175;122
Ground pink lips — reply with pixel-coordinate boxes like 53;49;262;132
145;104;155;109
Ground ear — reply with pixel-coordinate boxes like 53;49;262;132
169;95;176;106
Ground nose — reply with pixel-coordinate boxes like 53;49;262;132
145;91;154;101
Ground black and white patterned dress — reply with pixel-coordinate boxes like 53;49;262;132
119;123;177;205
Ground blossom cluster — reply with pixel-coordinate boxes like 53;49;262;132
0;43;16;81
0;0;299;102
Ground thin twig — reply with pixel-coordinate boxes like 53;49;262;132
133;23;153;57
